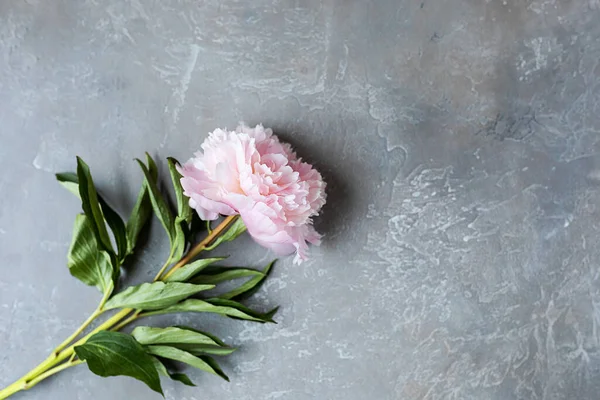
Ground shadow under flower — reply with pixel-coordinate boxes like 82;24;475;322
269;127;356;251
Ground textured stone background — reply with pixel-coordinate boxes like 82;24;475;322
2;1;600;399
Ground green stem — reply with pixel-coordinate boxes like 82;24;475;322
50;282;113;356
0;380;22;400
52;308;103;355
0;216;240;398
7;283;114;392
0;381;20;400
107;217;238;332
25;360;84;389
110;310;140;332
153;255;173;282
0;359;84;400
26;308;133;385
162;215;238;280
69;308;134;351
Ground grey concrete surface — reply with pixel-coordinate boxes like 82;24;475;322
1;1;600;399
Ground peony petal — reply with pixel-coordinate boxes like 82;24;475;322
180;124;326;262
193;194;236;217
188;196;219;221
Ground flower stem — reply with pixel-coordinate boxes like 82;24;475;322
52;284;112;355
0;359;84;399
112;216;240;330
0;380;21;400
0;215;240;399
161;215;238;280
25;360;84;390
52;308;103;355
110;311;140;332
152;257;174;283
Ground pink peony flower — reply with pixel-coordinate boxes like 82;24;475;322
178;124;326;263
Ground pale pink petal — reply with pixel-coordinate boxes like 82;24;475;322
192;194;236;218
179;124;326;263
188;195;219;221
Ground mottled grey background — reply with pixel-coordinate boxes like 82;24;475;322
1;0;600;399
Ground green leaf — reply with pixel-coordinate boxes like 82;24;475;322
169;218;187;264
135;158;176;245
146;345;229;381
132;326;224;347
191;267;264;285
132;326;234;356
177;344;236;356
220;218;247;241
75;331;163;395
167;157;192;263
98;196;128;265
55;172;81;198
76;157;114;255
220;260;275;301
170;373;196;386
67;214;113;293
126;153;158;255
104;282;214;311
199;355;229;380
151;356;196;387
167;157;192;224
173;326;228;347
164;257;226;283
204;218;247;251
263;306;280;321
56;171;128;265
185;213;207;246
145;298;274;323
146;152;159;179
205;298;277;323
151;357;169;376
